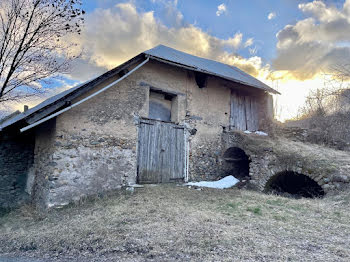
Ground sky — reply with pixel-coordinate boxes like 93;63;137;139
5;0;350;121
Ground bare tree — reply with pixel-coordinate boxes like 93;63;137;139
294;64;350;149
0;0;84;103
299;64;350;119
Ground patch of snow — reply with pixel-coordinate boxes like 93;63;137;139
129;184;144;188
244;130;268;136
185;175;239;189
255;131;268;136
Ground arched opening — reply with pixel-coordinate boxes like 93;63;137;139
223;147;250;179
265;171;325;198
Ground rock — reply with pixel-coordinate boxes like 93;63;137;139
126;187;135;194
48;161;58;167
332;175;349;183
334;183;341;189
323;184;331;190
64;142;73;148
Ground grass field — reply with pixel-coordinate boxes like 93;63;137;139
1;185;350;261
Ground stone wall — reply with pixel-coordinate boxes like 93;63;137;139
0;131;35;209
221;131;350;194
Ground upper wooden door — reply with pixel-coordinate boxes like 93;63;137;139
230;91;259;131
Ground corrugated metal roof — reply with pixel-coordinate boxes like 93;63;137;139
144;45;278;94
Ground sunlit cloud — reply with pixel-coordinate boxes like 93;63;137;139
273;0;350;80
75;2;256;76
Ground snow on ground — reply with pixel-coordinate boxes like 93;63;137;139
186;175;239;189
255;131;268;136
244;130;268;136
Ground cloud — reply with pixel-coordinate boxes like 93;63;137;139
216;3;227;16
273;0;350;80
73;2;261;78
244;38;254;48
68;58;107;82
268;12;276;20
249;46;258;56
219;53;271;79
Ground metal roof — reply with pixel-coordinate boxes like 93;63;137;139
144;45;278;94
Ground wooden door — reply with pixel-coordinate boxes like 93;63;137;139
137;118;186;183
230;91;259;131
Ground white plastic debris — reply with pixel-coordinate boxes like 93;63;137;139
185;175;239;189
244;130;252;134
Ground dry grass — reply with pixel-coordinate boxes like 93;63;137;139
1;185;350;261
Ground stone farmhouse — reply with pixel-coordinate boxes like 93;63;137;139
1;45;348;210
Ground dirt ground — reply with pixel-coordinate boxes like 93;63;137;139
1;185;350;262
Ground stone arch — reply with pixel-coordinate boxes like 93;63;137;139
264;170;325;198
222;147;251;179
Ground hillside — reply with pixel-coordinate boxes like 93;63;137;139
1;185;350;261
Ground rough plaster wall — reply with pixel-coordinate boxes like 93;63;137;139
33;69;148;208
186;77;231;180
0;132;34;209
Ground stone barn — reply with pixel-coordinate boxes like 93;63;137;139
4;44;346;210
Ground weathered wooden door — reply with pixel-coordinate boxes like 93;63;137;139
230;91;259;131
137;118;186;183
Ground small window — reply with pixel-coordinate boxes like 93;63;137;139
149;90;173;121
194;72;207;88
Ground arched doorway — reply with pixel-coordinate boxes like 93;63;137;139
264;171;325;198
223;147;250;179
